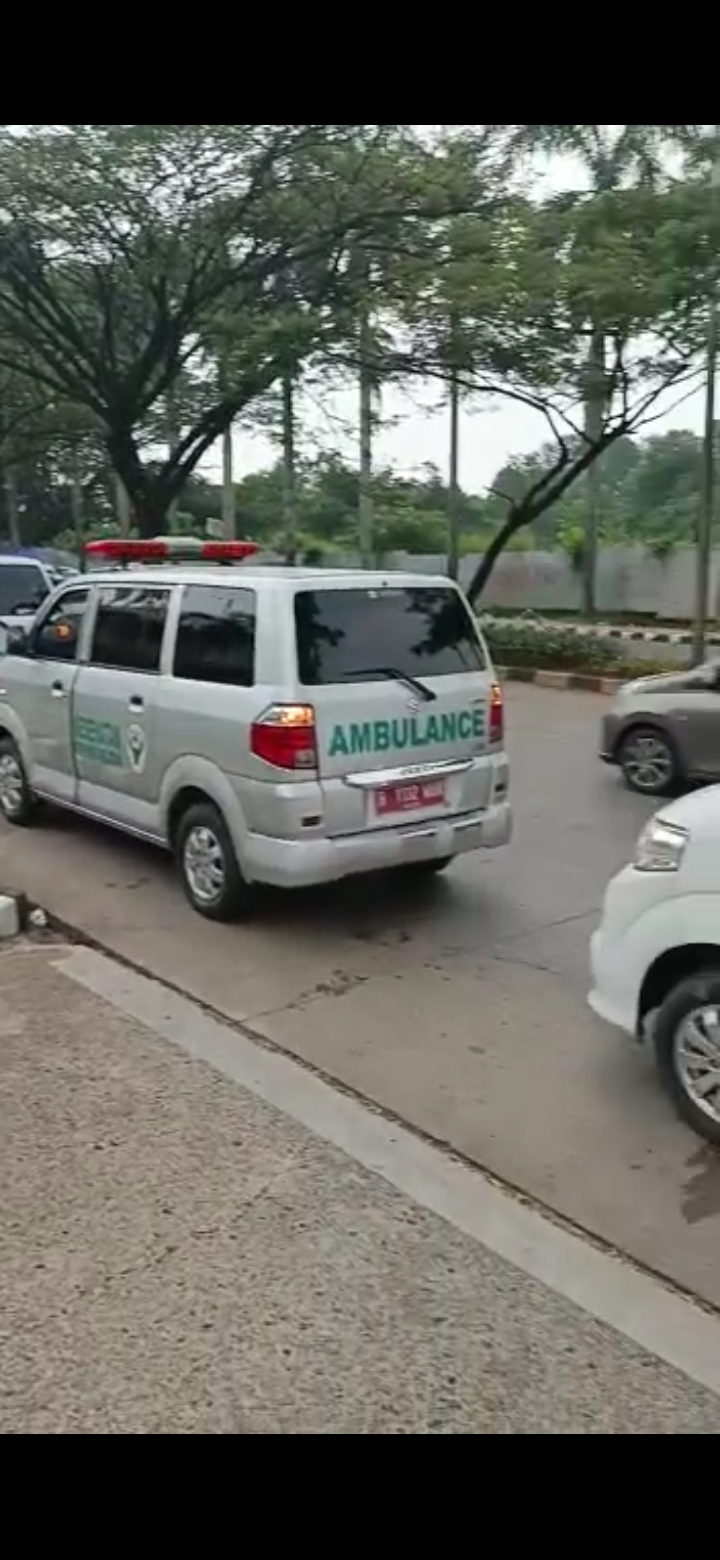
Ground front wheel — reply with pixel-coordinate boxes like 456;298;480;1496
654;967;720;1145
175;802;254;922
618;725;678;796
0;736;36;826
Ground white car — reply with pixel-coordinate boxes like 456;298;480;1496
590;786;720;1144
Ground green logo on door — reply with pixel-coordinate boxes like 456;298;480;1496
328;707;483;759
73;716;123;768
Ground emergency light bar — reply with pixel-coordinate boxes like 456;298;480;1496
84;537;260;565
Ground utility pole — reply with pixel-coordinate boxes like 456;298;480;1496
358;302;374;568
447;310;461;581
281;374;297;561
221;422;236;540
582;328;605;620
447;363;460;580
693;142;720;666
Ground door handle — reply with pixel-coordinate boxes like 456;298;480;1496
51;681;67;699
128;697;144;713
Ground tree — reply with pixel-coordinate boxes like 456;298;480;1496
0;125;466;536
505;126;702;612
395;174;720;601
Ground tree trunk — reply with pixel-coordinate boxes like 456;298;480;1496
582;329;606;619
134;493;172;538
4;468;21;548
221;423;235;540
358;303;374;568
166;388;180;530
447;354;461;580
115;475;132;537
466;426;620;607
281;374;297;560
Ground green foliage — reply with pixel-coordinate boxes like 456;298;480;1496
0;123;716;568
481;619;624;674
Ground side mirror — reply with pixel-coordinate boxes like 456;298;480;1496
5;625;30;657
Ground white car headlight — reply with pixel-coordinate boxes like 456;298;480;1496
634;817;689;873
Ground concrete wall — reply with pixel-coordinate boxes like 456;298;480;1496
332;547;718;621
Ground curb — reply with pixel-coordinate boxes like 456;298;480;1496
496;665;622;695
482;615;710;648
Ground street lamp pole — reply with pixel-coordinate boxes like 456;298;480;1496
693;143;720;666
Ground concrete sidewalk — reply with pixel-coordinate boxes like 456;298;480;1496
2;940;720;1435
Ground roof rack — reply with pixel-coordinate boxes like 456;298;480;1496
84;537;260;568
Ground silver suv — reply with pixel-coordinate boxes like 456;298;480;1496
0;557;511;919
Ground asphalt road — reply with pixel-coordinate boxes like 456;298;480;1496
2;683;720;1308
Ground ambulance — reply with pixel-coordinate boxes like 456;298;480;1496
0;538;511;919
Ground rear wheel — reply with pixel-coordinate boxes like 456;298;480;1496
618;725;678;796
176;801;254;921
654;968;720;1145
0;736;36;826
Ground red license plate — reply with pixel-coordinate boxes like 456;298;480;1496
374;780;446;816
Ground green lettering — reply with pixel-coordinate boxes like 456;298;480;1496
391;718;409;749
329;725;349;758
73;716;123;767
374;721;390;752
425;714;440;745
472;707;484;740
440;713;457;743
350;722;373;755
458;711;473;740
410;717;427;747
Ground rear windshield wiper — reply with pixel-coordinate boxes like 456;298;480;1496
341;666;436;702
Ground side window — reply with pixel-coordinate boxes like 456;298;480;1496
173;585;256;687
90;586;170;674
33;588;90;663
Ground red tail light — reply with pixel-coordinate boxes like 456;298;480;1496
489;683;504;743
250;704;318;772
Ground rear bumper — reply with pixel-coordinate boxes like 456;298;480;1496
242;799;512;889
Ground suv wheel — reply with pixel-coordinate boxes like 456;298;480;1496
618;725;678;795
176;801;253;921
654;966;720;1145
0;736;36;826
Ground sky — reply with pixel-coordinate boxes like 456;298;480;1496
207;130;707;496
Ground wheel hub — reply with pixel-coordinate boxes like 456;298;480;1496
0;753;23;816
183;824;225;905
674;1004;720;1125
623;733;672;791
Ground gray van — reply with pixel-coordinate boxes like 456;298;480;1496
0;557;511;919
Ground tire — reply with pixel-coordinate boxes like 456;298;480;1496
617;724;679;796
0;735;36;827
175;801;254;922
654;966;720;1145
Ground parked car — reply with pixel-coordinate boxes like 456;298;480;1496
589;784;720;1144
0;537;511;920
600;661;720;795
0;555;61;630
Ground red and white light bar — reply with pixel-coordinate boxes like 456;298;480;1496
84;537;260;564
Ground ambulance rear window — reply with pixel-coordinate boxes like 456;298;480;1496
294;586;486;686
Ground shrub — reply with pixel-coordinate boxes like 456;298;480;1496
480;618;623;674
